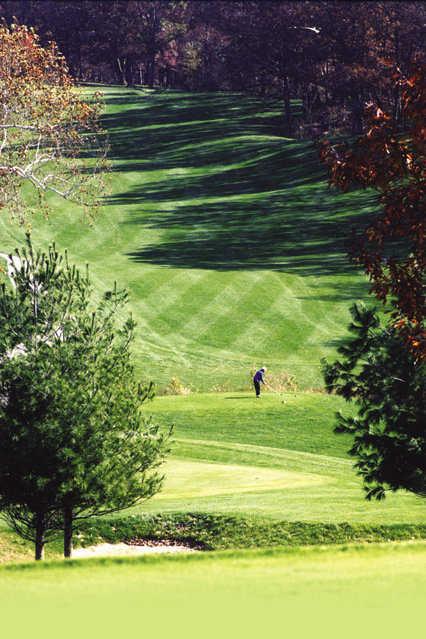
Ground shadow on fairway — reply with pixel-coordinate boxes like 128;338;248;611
101;90;377;282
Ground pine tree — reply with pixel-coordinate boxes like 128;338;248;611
322;304;425;500
0;237;170;559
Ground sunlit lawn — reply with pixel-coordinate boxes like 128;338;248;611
0;88;422;626
1;543;425;639
0;86;376;390
135;392;426;524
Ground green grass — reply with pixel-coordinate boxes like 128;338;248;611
0;86;377;390
1;543;425;638
133;392;425;524
0;85;423;615
1;391;424;563
2;389;424;563
75;513;426;550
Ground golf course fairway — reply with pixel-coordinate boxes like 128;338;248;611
0;86;376;390
0;85;424;636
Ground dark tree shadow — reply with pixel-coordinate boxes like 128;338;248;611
99;89;377;291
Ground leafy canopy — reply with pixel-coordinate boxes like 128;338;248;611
320;64;425;359
0;23;107;220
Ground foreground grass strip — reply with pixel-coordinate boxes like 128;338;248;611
0;543;426;639
1;542;424;639
2;540;426;573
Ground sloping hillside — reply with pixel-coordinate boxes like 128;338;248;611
0;87;376;390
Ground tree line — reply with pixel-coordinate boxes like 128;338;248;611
0;0;424;135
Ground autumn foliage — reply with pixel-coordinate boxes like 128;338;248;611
0;23;106;219
1;2;424;137
320;64;426;359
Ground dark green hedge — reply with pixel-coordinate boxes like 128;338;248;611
75;513;426;550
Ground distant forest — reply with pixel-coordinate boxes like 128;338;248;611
1;1;424;136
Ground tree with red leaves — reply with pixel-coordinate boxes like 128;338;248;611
0;22;106;221
320;64;425;359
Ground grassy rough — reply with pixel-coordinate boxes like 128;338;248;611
75;513;426;551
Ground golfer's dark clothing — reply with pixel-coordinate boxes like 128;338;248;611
253;369;265;396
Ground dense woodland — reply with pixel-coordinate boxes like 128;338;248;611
1;1;425;136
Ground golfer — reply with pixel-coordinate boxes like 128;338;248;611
253;366;267;398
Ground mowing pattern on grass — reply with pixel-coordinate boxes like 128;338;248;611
0;86;376;390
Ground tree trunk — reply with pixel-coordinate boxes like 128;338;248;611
63;505;73;559
35;512;45;561
393;84;401;123
125;57;134;87
146;5;159;88
282;76;292;136
146;52;156;88
117;57;127;86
